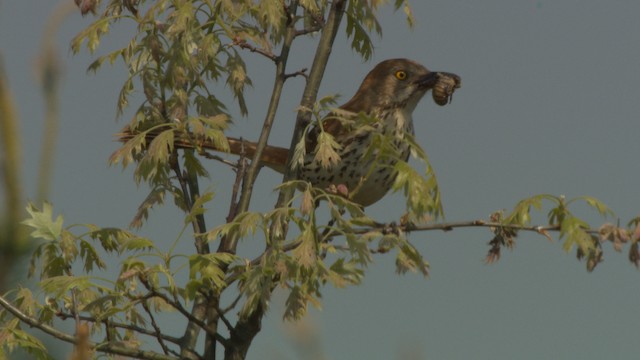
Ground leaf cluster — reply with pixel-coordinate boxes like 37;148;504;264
207;179;430;321
3;2;424;358
1;201;241;358
9;1;638;360
485;194;639;271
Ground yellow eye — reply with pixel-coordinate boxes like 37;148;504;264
395;70;407;80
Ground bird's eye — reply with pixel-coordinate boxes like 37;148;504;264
395;70;407;80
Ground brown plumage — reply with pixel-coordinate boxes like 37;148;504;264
119;59;461;206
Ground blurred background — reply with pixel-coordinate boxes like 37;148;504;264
1;1;639;359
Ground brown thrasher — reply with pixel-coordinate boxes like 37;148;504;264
121;59;461;206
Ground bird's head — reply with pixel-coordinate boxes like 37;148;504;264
341;58;445;114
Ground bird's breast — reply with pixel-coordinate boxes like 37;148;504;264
296;108;415;206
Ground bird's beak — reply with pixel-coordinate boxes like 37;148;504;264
414;72;440;89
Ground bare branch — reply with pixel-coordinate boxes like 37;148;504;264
56;311;182;345
0;295;176;360
232;39;277;62
295;26;323;37
226;151;249;223
360;220;565;236
198;150;238;168
284;67;309;81
220;293;242;314
137;278;229;348
142;300;173;356
0;294;77;344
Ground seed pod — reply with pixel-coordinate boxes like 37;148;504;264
432;75;459;106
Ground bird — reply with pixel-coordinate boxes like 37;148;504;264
119;59;461;207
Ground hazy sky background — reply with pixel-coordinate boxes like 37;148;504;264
2;1;640;359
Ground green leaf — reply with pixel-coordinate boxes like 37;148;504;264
109;126;148;169
392;161;441;219
185;191;215;225
87;47;126;73
345;13;375;60
166;0;195;36
560;216;592;253
290;132;308;171
313;131;342;169
347;232;374;266
506;194;557;226
328;258;364;287
207;212;266;242
256;0;286;31
120;236;155;252
345;0;382;60
0;327;52;360
300;188;314;216
189;253;235;289
194;94;228;118
225;52;252;116
578;196;614;217
39;276;107;298
71;17;111;54
394;0;415;28
79;239;106;272
283;286;307;320
22;203;63;241
187;115;231;154
87;227;138;253
129;186;167;229
348;216;377;227
147;129;174;164
183;149;210;179
396;242;429;277
293;224;318;269
116;76;134;118
14;288;37;316
239;267;274;319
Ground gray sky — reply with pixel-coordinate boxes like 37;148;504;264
2;1;640;359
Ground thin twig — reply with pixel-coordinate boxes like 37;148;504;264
360;220;566;235
142;301;172;356
219;0;301;253
320;215;339;258
295;25;323;37
284;67;308;81
138;279;229;347
221;219;595;286
226;146;249;223
0;295;175;360
56;311;182;344
220;293;242;314
0;295;77;343
232;39;277;62
198;151;237;168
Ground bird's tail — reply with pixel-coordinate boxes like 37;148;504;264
116;127;289;174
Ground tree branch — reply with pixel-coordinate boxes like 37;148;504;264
232;39;277;62
137;279;229;348
141;300;173;356
284;67;308;81
0;295;176;360
218;0;300;253
273;0;347;210
56;311;182;345
221;0;349;292
362;220;565;236
220;219;600;287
